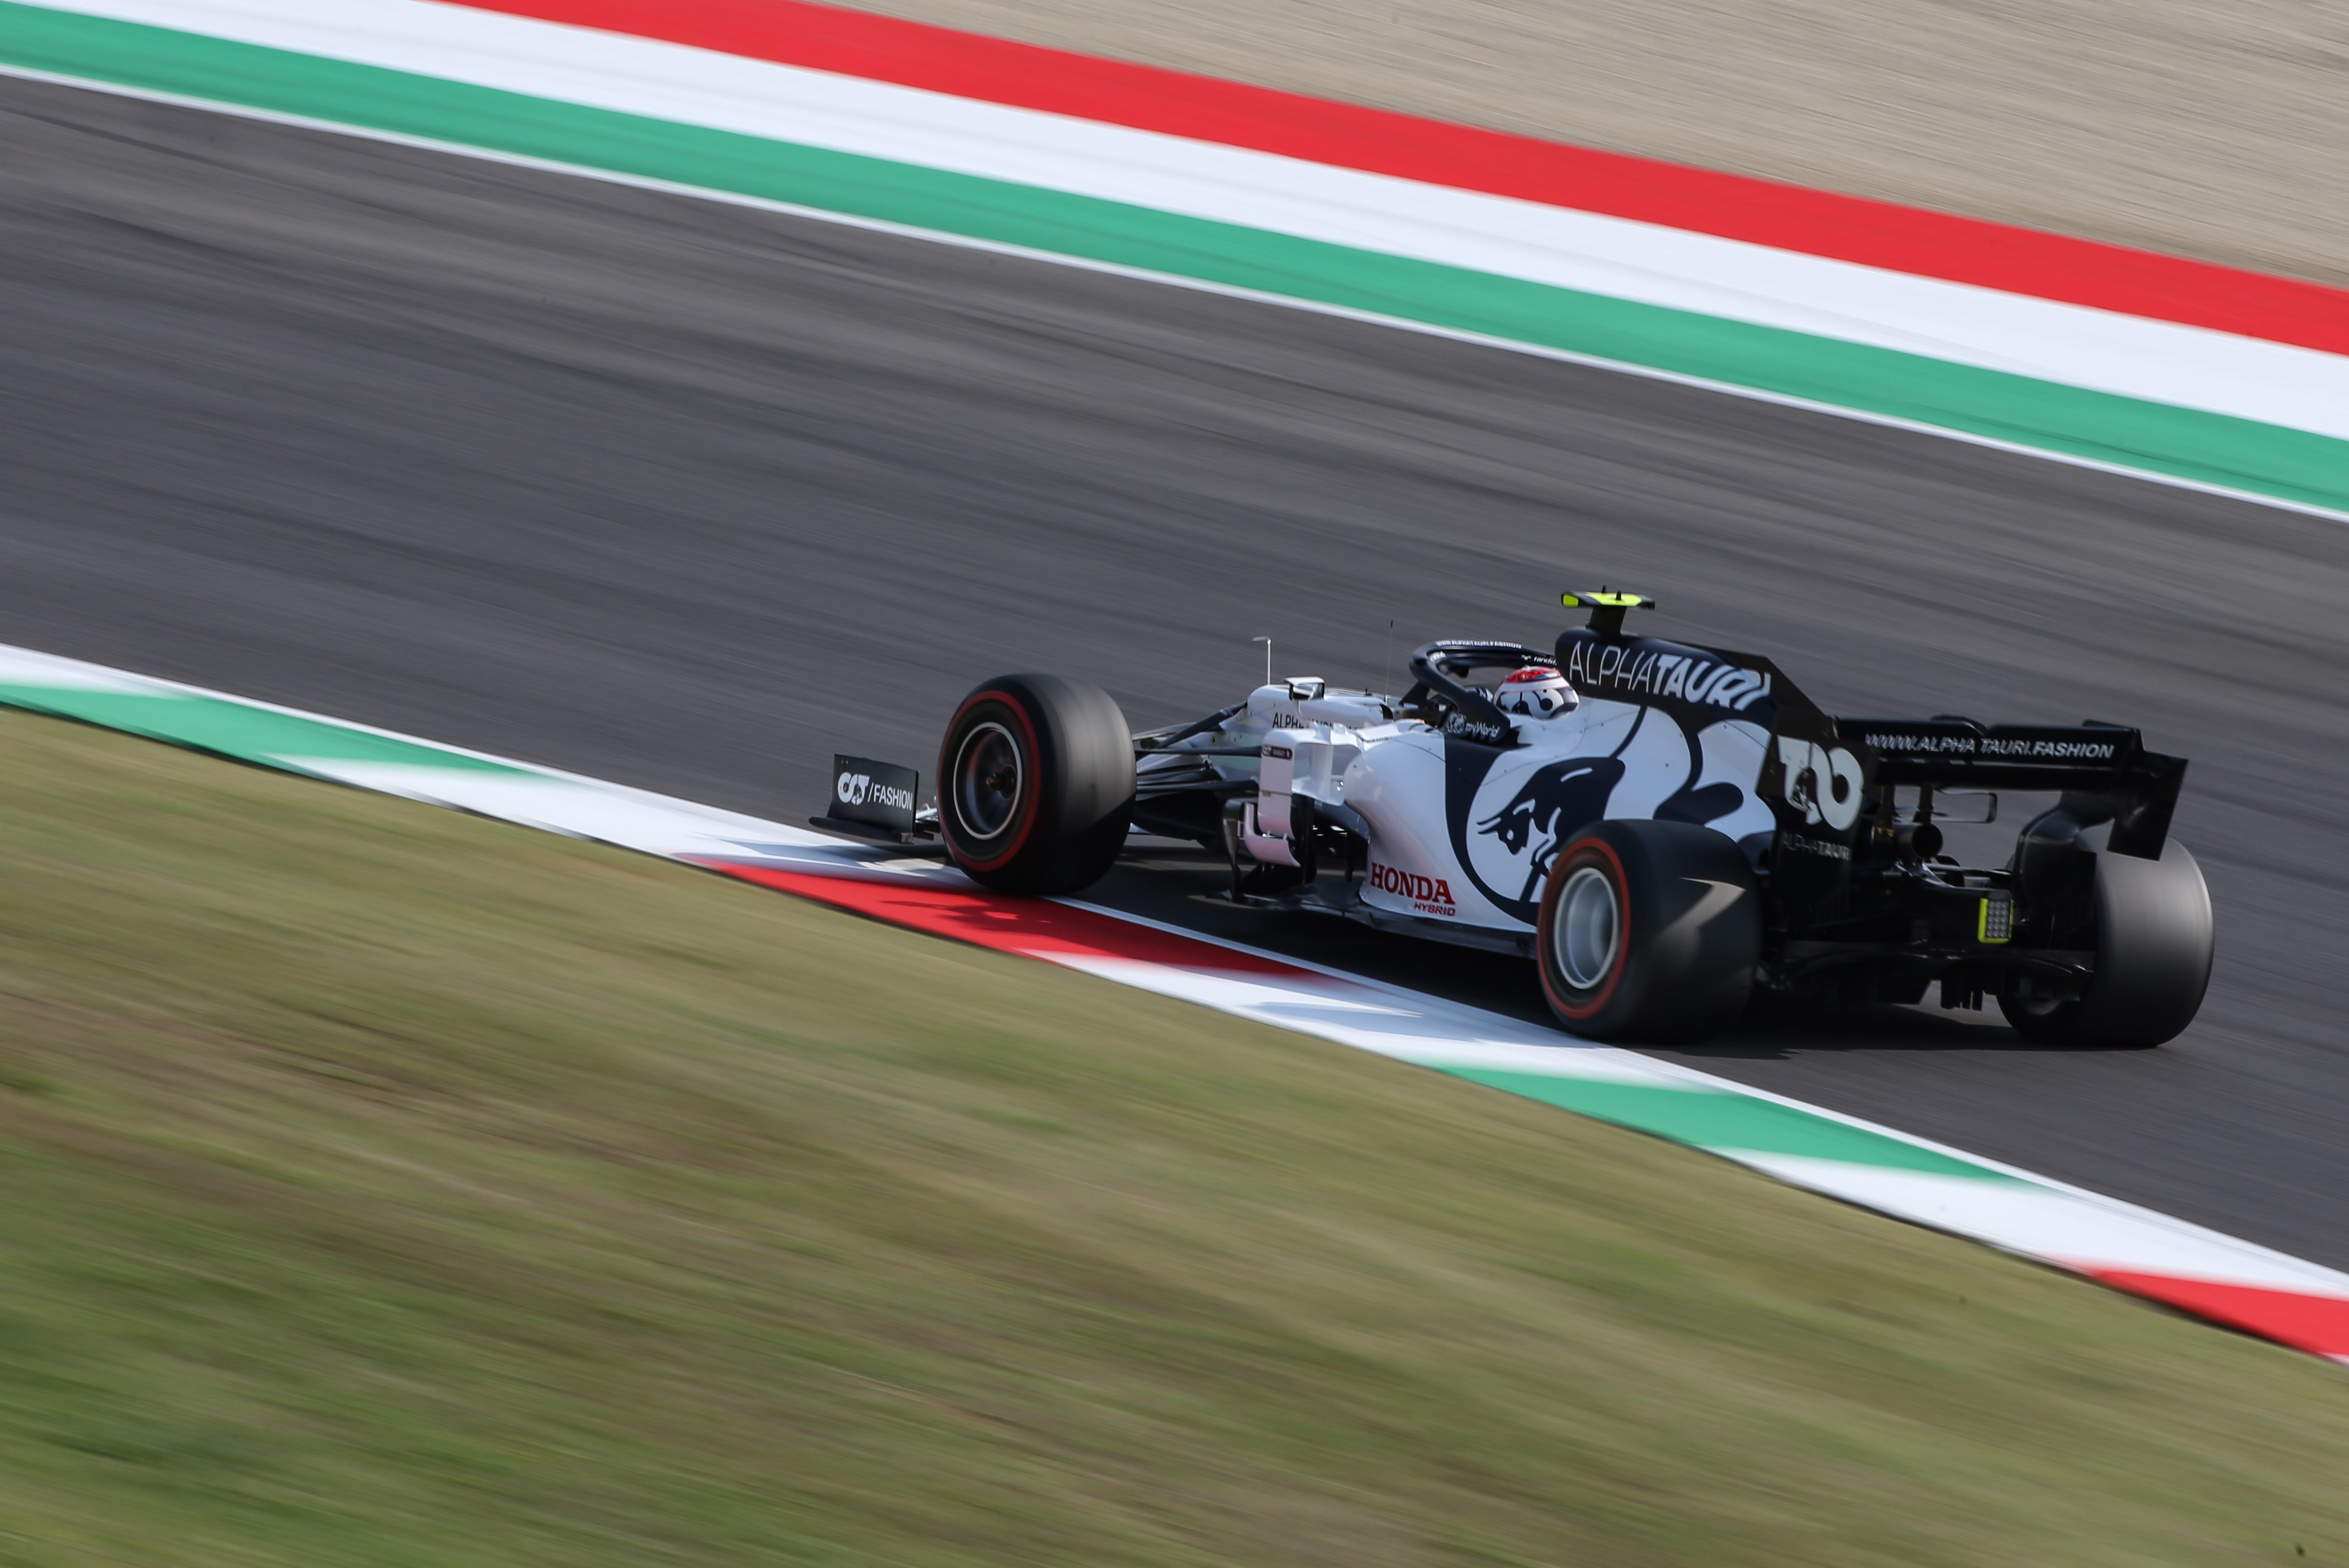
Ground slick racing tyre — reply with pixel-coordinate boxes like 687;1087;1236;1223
2000;838;2213;1047
938;674;1135;896
1536;819;1761;1044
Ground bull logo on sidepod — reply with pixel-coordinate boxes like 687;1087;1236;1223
1474;757;1624;905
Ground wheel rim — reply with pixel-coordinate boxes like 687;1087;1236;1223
1554;865;1620;990
951;721;1023;840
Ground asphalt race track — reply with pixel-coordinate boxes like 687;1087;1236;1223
8;77;2349;1269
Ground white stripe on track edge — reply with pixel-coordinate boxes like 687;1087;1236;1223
1735;1157;2349;1297
25;0;2349;441
8;61;2349;532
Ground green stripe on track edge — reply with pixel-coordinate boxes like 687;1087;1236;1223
0;688;531;774
4;2;2345;515
1447;1071;2020;1179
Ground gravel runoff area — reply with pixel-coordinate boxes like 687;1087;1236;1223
837;0;2349;290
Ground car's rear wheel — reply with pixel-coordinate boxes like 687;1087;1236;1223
2000;838;2213;1047
1536;819;1761;1043
938;674;1135;895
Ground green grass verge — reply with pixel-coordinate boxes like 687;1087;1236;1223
1;705;2346;1567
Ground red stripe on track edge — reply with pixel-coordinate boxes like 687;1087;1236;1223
697;859;1301;974
453;0;2349;356
2087;1271;2349;1362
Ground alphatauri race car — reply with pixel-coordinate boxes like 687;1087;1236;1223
817;593;2214;1046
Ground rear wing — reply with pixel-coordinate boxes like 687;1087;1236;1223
1835;717;2187;859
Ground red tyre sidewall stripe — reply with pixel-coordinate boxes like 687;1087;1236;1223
1538;836;1631;1021
942;689;1043;873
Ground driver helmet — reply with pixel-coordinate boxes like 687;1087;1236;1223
1495;665;1577;719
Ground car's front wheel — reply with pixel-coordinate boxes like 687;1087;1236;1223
1535;819;1761;1043
938;674;1134;895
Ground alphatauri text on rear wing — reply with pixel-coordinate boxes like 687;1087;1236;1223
1836;717;2187;860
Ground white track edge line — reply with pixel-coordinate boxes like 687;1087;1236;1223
33;0;2349;441
41;0;2349;441
9;60;2349;531
0;637;806;831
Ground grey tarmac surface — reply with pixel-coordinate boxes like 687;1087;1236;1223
6;77;2349;1268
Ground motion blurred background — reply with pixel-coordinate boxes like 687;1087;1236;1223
2;0;2347;1562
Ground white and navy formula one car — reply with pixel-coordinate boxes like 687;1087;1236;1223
817;593;2214;1047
